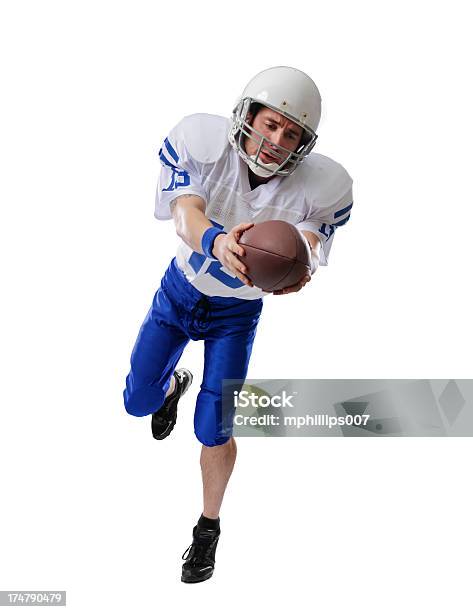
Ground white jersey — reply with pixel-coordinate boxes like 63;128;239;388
155;113;353;300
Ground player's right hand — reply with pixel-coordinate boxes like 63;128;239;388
212;222;254;287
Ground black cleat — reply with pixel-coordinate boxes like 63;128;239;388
151;368;193;440
181;523;221;583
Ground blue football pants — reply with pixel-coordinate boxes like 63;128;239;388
123;257;263;446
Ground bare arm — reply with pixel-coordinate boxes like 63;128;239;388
170;194;211;253
171;194;254;287
301;230;321;274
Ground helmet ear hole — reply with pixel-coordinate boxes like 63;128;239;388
299;131;312;149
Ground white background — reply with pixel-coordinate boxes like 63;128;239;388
1;0;472;610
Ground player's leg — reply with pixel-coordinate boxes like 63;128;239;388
196;324;259;512
123;287;190;418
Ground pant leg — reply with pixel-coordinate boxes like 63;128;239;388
194;301;262;447
123;285;190;417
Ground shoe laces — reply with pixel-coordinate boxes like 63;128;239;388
181;528;219;564
173;370;185;388
162;372;181;407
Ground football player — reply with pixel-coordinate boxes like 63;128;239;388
123;66;353;583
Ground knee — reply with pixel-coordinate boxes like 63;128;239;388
194;387;234;447
195;431;233;448
123;385;165;417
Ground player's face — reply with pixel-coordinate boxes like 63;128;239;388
244;107;303;164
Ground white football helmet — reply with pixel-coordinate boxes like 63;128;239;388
228;66;321;178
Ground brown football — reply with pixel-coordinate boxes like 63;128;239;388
237;220;311;292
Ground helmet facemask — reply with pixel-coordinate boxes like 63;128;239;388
229;98;318;178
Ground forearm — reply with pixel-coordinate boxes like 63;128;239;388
301;230;321;274
308;249;320;274
171;195;214;254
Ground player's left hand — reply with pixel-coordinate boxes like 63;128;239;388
272;274;311;295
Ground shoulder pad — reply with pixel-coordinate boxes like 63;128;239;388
298;153;353;201
177;113;231;164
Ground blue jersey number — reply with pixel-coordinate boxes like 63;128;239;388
188;221;244;289
159;138;191;192
319;223;336;240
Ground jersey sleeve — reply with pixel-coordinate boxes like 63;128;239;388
154;119;209;220
296;185;353;266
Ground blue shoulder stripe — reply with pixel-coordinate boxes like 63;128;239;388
334;202;353;219
333;214;351;227
159;148;177;169
164;138;179;163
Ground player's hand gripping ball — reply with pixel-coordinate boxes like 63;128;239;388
237;220;312;292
